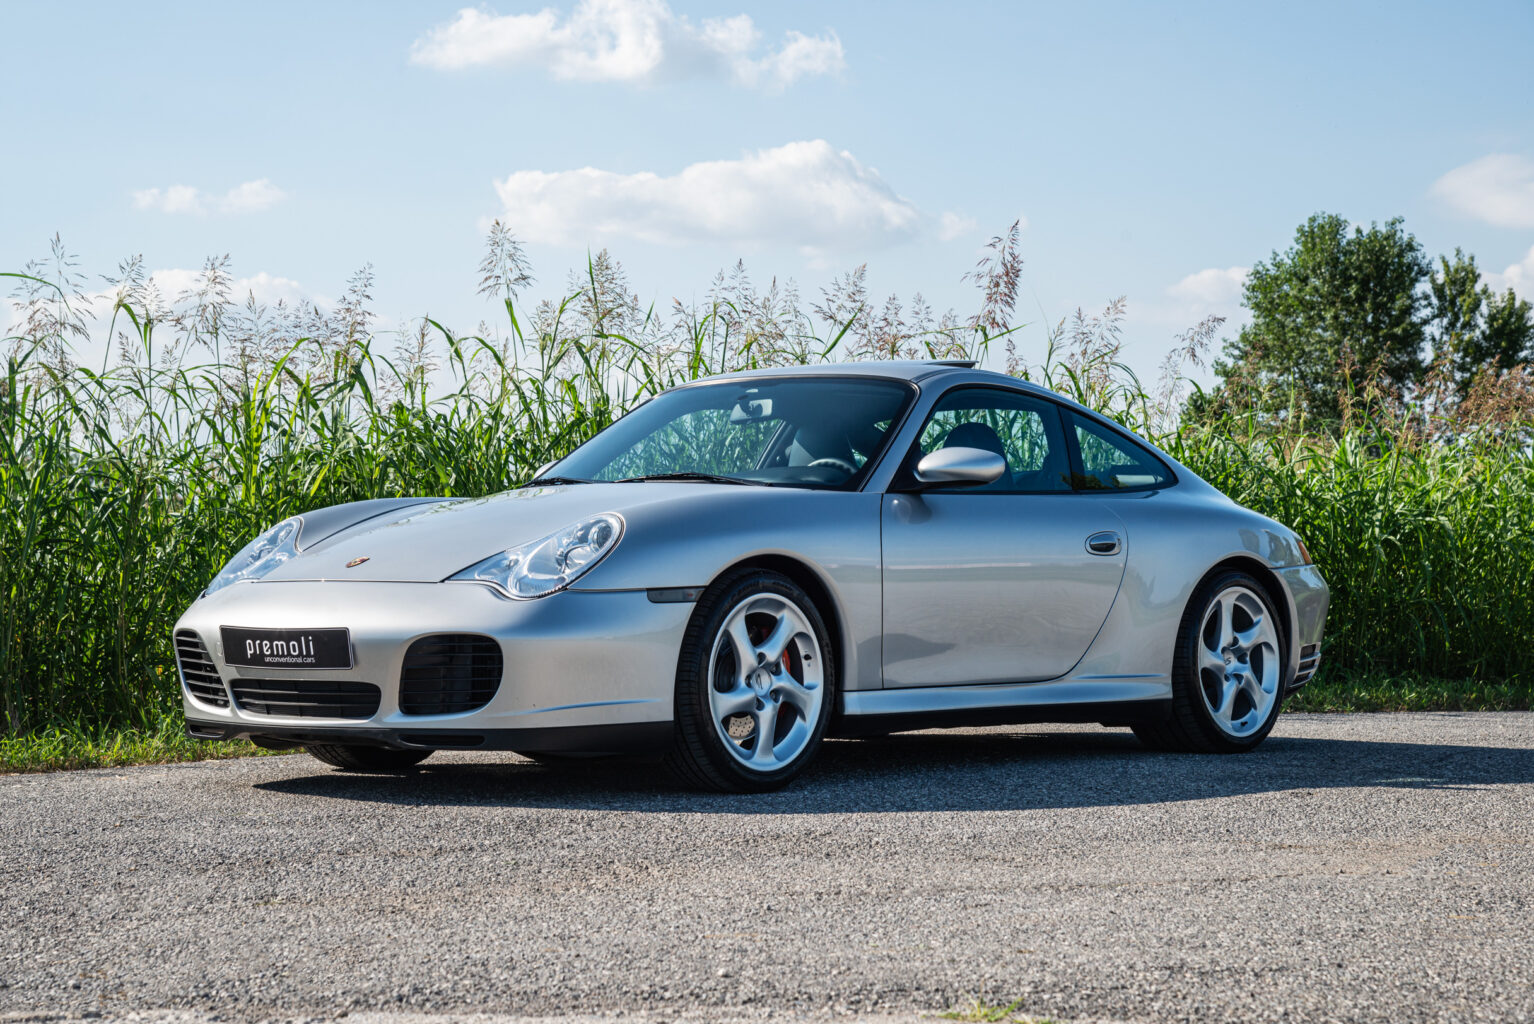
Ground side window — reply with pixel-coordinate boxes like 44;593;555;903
1069;413;1172;490
914;387;1071;492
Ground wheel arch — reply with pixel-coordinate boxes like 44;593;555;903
702;553;849;691
1198;555;1297;683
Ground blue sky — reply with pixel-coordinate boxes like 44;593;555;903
3;0;1532;380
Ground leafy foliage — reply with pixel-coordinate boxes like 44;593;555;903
1214;214;1430;429
1429;248;1534;396
1211;214;1534;432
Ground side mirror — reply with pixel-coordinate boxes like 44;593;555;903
912;447;1006;488
531;460;557;480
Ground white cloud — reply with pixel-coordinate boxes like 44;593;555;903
1167;266;1249;307
1484;244;1534;295
493;140;922;250
410;0;844;91
1140;265;1251;347
938;211;978;241
734;29;844;91
1431;154;1534;228
239;271;309;305
132;184;203;214
133;268;309;308
220;179;287;214
132;178;287;216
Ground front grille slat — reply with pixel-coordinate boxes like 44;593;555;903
399;634;504;716
233;694;379;708
231;679;381;719
174;629;229;707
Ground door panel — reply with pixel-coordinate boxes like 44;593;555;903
880;493;1126;687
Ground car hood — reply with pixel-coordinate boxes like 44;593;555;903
259;483;749;584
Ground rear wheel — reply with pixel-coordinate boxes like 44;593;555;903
306;744;433;771
1134;570;1286;753
666;570;835;792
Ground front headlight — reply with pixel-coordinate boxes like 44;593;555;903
449;513;623;599
205;517;301;596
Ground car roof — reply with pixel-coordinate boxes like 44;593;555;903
692;359;1045;389
687;359;1149;437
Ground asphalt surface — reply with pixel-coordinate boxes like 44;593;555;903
2;712;1532;1024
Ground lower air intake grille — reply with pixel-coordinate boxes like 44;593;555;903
399;634;504;716
230;679;381;719
174;630;228;707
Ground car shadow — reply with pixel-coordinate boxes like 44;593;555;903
252;723;1534;814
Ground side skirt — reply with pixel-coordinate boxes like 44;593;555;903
834;676;1172;737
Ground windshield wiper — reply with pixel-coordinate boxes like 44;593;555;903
525;475;593;487
615;472;759;486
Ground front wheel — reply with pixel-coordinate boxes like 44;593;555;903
666;570;836;792
1134;570;1286;753
306;745;433;771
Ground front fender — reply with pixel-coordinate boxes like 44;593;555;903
571;489;884;691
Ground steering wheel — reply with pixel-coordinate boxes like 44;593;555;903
807;457;858;476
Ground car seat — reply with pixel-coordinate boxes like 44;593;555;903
940;422;1013;490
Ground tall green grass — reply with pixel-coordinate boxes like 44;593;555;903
2;332;620;733
1168;425;1533;680
2;248;1530;745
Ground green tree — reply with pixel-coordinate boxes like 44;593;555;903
1429;250;1534;396
1481;287;1534;371
1213;213;1430;429
1428;249;1485;374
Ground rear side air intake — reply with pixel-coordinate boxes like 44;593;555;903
1293;643;1321;686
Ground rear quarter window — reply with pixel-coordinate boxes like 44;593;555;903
1069;412;1173;491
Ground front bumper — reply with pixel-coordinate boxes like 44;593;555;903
184;720;674;754
175;581;691;752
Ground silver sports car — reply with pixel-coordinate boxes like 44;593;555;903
175;360;1329;792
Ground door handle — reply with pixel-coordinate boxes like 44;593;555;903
1085;531;1122;556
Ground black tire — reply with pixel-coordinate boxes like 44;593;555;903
1133;569;1287;754
665;568;836;793
306;744;433;771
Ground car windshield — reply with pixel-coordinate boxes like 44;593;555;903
547;376;915;488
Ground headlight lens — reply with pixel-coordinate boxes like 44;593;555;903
1295;535;1314;565
206;518;301;595
450;513;623;599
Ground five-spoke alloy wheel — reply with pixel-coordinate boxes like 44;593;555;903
1134;570;1287;753
668;569;835;791
1195;584;1281;738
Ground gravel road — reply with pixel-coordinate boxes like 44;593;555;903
2;712;1532;1024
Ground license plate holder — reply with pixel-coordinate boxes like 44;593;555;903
221;626;352;670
